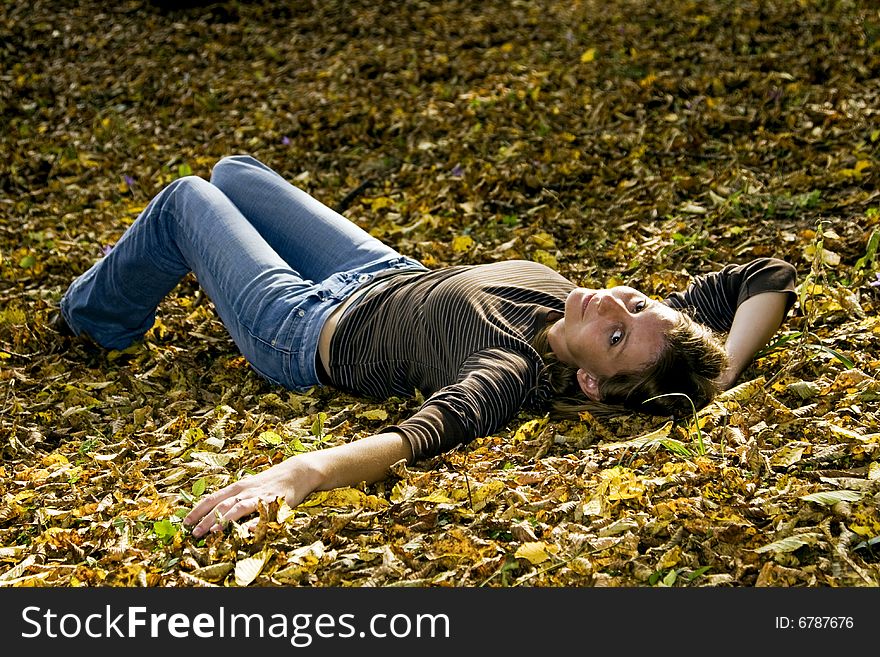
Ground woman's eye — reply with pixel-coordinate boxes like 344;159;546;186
633;300;646;313
610;328;623;346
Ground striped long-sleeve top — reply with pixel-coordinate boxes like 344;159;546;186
328;257;797;460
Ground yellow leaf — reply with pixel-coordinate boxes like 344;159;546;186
191;562;234;583
581;496;604;517
598;517;639;537
390;481;416;504
580;48;596;63
471;480;506;511
530;231;556;249
515;541;552;564
276;499;296;524
531;249;558;270
657;545;682;569
369;196;394;211
234;550;271;587
414;490;455;504
285;540;326;567
827;425;870;441
357;408;388;421
301;488;389;511
598;466;646;501
41;453;69;467
599;420;672;452
452;235;474;252
190;451;233;468
802;244;841;266
755;533;821;554
769;443;806;468
512;417;548;443
716;376;766;403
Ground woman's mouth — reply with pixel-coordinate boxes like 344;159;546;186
581;291;594;318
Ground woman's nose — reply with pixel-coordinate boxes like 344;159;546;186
596;293;625;316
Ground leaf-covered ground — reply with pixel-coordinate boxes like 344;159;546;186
1;0;879;588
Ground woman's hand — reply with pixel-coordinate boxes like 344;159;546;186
184;456;321;538
183;431;413;538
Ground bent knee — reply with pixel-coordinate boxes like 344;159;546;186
163;175;228;225
210;154;264;185
168;174;214;199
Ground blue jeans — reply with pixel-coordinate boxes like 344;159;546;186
60;155;427;390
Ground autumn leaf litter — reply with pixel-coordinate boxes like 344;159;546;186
1;0;879;587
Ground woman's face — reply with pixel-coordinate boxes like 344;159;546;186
548;285;678;400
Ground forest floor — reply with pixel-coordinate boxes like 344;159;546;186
1;0;879;587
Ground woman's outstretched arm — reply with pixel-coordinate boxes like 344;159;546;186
184;431;412;537
714;291;791;390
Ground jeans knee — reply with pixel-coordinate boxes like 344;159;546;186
161;176;222;231
167;175;213;201
211;154;261;185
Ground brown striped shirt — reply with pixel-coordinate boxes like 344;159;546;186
329;257;796;459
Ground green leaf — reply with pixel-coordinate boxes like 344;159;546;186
177;163;192;177
192;477;207;498
311;411;327;438
757;330;802;357
807;343;855;369
799;490;862;505
660;438;693;458
853;228;879;271
287;436;308;454
258;430;283;446
686;566;711;582
661;569;678;587
19;254;36;269
153;518;178;543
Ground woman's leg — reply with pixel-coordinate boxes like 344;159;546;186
208;155;424;281
60;176;332;388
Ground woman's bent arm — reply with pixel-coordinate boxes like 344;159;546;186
184;431;413;537
715;291;790;390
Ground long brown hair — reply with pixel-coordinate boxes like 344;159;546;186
532;309;728;419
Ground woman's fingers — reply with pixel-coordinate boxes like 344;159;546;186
189;493;260;538
183;456;313;538
184;481;243;528
184;480;258;538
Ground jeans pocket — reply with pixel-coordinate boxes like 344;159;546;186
319;272;362;301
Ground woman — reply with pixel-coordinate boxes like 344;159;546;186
57;155;797;538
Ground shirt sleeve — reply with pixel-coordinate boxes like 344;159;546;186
663;257;798;333
383;348;536;460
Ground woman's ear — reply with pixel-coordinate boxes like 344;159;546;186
577;369;602;401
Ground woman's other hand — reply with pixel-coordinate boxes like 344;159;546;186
184;456;321;538
183;431;412;538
